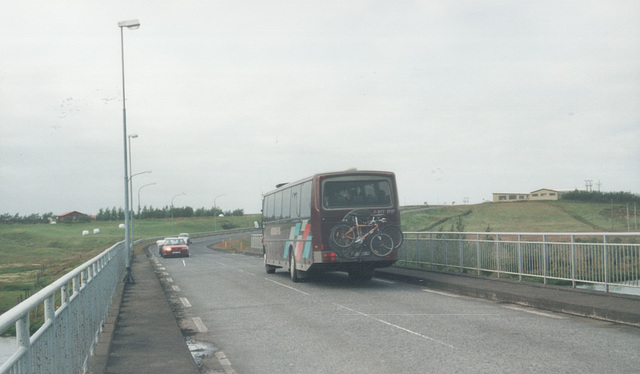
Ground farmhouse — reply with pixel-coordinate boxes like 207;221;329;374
56;211;90;222
493;189;562;203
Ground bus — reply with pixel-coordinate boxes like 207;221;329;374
261;170;402;282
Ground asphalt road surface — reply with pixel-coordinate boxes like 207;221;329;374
151;235;639;374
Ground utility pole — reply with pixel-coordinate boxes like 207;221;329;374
585;179;593;192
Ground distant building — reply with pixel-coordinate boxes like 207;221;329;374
56;211;90;222
493;189;562;203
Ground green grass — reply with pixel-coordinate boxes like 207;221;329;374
400;201;635;233
0;214;260;315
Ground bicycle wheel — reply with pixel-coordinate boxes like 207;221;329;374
330;223;356;249
369;233;394;257
383;225;404;249
339;245;362;261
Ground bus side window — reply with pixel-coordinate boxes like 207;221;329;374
300;181;311;216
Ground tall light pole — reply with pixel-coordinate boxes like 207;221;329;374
129;170;151;244
119;18;140;284
138;182;156;239
214;194;226;232
171;193;186;235
127;133;138;249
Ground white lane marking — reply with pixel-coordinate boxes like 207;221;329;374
502;305;565;319
161;272;169;276
215;351;235;374
334;303;456;349
166;277;173;283
217;261;257;276
180;297;192;307
265;278;310;296
374;278;395;284
172;285;181;292
192;317;208;332
422;289;460;298
182;259;186;266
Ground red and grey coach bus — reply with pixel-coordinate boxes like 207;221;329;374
261;170;402;282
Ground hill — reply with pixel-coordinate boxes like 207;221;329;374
400;200;636;233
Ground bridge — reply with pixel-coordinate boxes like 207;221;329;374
1;231;639;373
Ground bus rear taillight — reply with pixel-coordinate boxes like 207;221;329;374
322;252;337;262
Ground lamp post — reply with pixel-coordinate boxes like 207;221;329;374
138;182;156;239
127;133;138;247
214;194;226;232
129;170;151;244
119;18;140;284
171;193;186;235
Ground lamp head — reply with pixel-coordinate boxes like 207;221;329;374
118;19;141;29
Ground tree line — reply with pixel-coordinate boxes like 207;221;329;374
1;206;244;224
0;212;55;224
96;206;244;221
560;190;640;204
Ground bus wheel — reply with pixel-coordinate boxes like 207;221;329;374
289;251;300;283
264;253;276;274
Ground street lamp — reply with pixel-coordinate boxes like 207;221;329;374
138;182;156;239
119;18;140;284
128;133;138;248
214;194;226;232
171;193;186;235
129;169;151;244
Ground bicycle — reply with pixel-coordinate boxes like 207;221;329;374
330;212;395;260
339;209;404;249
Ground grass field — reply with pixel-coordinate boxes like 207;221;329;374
1;200;637;315
400;200;635;233
0;214;259;315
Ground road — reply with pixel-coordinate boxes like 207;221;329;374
151;235;639;374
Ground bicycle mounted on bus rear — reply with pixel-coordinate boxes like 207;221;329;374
329;209;403;260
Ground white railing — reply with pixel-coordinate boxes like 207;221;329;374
0;241;127;374
398;232;640;294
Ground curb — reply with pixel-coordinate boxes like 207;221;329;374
375;267;640;327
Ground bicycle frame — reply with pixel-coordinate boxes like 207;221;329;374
346;216;385;246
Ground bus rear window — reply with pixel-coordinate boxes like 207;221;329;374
322;179;392;209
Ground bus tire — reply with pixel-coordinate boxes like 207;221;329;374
264;253;276;274
289;251;300;282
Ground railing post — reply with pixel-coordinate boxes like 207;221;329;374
430;233;434;269
518;234;523;281
476;234;481;276
571;235;576;288
543;234;548;285
604;234;609;293
17;313;31;371
459;234;464;272
496;234;501;278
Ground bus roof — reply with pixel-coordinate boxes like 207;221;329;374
264;170;395;196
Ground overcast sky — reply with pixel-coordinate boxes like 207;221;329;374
1;1;638;216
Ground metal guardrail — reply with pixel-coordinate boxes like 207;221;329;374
398;232;640;294
0;241;127;374
251;231;640;294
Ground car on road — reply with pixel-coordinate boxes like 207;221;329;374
159;237;190;258
178;232;191;244
156;239;166;255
